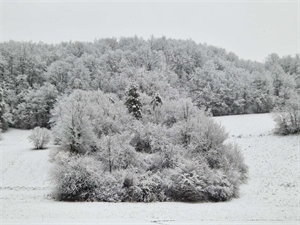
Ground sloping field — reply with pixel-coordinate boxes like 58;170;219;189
1;114;299;224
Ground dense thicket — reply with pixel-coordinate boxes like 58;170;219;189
50;90;248;202
0;37;299;130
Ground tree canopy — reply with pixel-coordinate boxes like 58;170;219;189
0;37;299;129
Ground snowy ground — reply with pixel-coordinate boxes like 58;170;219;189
1;113;299;225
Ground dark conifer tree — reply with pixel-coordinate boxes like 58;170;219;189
125;84;142;119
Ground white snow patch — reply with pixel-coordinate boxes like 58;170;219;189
214;113;276;137
1;114;299;224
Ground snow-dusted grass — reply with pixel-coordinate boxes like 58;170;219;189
1;114;299;224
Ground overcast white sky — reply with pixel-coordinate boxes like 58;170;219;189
1;0;299;62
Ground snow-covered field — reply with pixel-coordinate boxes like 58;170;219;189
1;113;299;225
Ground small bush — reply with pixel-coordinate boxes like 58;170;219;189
28;127;51;149
273;93;300;135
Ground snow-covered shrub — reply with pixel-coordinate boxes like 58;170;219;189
93;171;124;202
167;165;235;202
28;127;51;149
169;108;228;155
273;93;300;135
52;155;102;201
222;144;248;184
51;91;97;154
52;153;127;202
202;144;248;198
123;184;144;202
168;169;209;202
204;170;234;202
136;173;166;202
123;172;166;202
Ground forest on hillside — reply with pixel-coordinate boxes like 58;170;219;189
0;37;299;203
0;36;299;131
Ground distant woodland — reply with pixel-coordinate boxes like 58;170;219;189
0;36;299;130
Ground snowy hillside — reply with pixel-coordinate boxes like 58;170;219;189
1;113;299;224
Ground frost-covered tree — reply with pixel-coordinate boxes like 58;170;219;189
273;92;300;135
0;87;6;131
44;60;72;93
13;83;58;129
51;90;132;154
51;90;97;154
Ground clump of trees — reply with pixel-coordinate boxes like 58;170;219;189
50;89;248;202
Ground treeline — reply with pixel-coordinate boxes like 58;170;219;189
0;37;299;130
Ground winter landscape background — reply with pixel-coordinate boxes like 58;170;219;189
1;1;299;224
